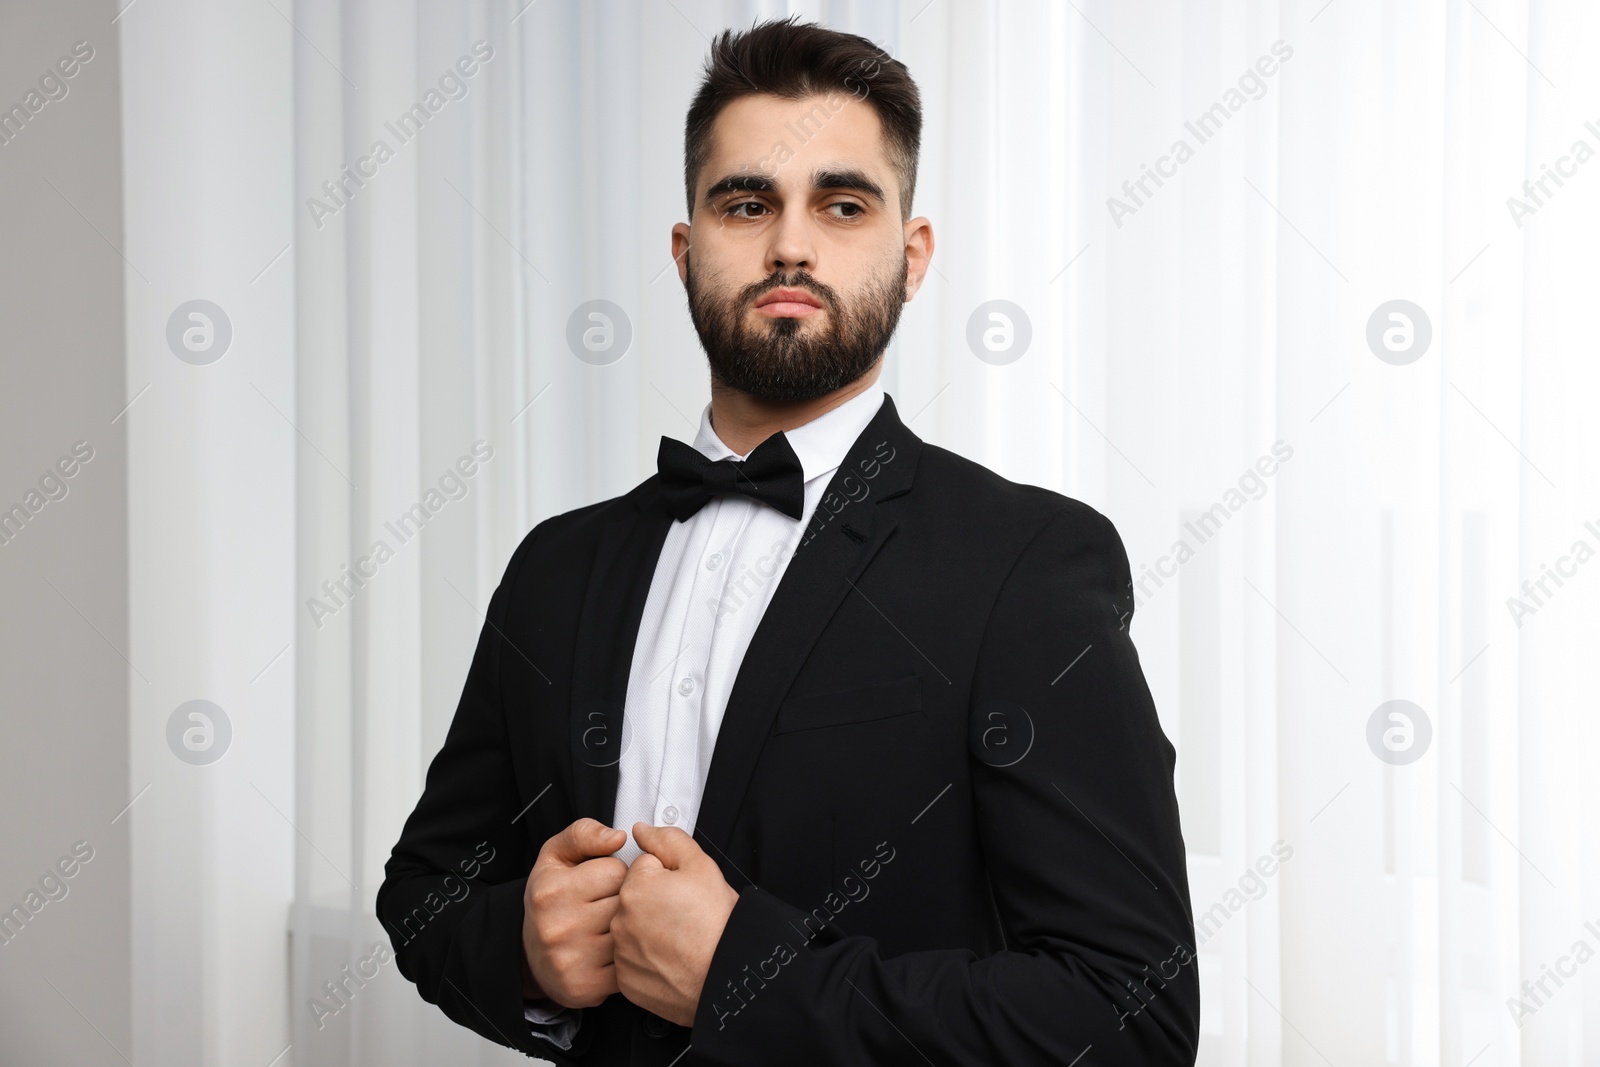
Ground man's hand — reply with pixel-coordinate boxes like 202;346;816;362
612;822;740;1028
522;817;629;1010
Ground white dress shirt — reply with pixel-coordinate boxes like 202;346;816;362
524;380;886;1046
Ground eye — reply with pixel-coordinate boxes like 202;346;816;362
725;201;770;219
828;201;866;220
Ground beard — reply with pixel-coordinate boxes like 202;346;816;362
684;249;907;404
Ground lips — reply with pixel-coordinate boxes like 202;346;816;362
752;287;825;316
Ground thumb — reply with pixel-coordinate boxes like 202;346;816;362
628;851;664;878
543;817;627;868
631;822;698;870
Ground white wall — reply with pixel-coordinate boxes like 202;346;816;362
0;4;131;1065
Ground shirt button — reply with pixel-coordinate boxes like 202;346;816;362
706;552;723;570
678;677;694;696
645;1014;671;1037
662;805;679;824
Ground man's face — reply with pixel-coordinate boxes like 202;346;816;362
673;93;930;404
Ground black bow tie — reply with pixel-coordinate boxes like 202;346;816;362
657;432;805;521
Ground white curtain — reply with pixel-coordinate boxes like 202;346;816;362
261;1;1600;1065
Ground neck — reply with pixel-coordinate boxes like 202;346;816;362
709;362;883;456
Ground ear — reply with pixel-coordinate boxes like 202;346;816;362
671;223;692;286
902;215;934;302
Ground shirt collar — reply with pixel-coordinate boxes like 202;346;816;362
692;380;886;484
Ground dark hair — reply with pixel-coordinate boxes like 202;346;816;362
683;15;922;222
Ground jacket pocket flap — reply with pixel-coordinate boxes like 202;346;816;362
775;674;922;734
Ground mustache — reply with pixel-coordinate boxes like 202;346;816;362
745;274;832;308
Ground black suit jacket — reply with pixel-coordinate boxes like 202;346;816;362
377;393;1200;1065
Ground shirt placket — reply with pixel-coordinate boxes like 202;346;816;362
653;497;746;834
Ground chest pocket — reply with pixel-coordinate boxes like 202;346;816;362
774;674;923;734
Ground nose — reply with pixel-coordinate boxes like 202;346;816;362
764;209;817;278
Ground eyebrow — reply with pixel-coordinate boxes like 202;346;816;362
814;169;887;205
702;174;771;204
702;167;888;208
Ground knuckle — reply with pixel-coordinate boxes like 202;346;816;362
545;915;574;944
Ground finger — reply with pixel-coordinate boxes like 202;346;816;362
542;817;627;868
631;821;699;870
576;904;618;951
591;895;620;932
594;956;620;998
571;948;619;1005
556;895;617;947
567;855;628;900
627;851;665;879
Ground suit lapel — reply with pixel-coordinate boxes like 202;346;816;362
568;486;673;828
693;394;922;871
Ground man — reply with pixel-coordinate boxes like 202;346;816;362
378;15;1200;1065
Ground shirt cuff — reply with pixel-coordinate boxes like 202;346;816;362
523;997;581;1050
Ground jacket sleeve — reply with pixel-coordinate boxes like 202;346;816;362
688;503;1200;1065
375;523;595;1063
